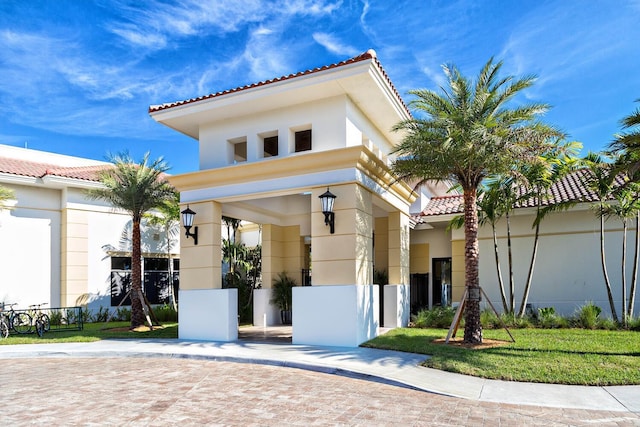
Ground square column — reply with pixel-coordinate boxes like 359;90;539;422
256;224;302;326
262;224;302;289
179;200;237;341
312;183;373;286
297;183;377;346
388;211;410;286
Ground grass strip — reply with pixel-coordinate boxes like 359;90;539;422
362;327;640;385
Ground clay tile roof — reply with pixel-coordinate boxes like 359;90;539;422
0;156;109;182
417;169;626;221
419;194;464;217
148;49;410;117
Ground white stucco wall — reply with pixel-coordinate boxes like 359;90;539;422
446;206;640;318
412;204;640;319
0;185;61;308
0;182;179;311
199;95;376;170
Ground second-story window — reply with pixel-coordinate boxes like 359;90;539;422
295;129;312;152
229;137;247;163
264;135;278;157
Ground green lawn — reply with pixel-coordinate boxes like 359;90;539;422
363;327;640;386
0;322;178;344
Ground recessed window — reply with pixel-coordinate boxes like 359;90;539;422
228;137;247;163
295;129;312;152
264;135;278;157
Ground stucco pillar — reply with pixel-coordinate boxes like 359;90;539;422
178;200;237;341
256;224;302;326
388;211;410;286
311;183;373;286
294;183;377;347
261;224;283;291
60;208;89;307
451;239;465;303
179;201;222;290
374;216;389;273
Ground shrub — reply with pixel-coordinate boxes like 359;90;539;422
480;309;534;329
50;310;63;326
154;304;178;322
480;308;500;328
411;306;456;328
115;307;131;322
93;306;110;323
536;307;568;329
629;316;640;331
573;302;602;329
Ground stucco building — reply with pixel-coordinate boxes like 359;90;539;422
0;145;179;312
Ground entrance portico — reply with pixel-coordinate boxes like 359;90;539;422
150;50;415;346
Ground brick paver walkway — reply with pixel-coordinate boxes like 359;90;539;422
1;358;639;426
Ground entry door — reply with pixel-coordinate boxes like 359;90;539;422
432;258;452;306
410;273;429;314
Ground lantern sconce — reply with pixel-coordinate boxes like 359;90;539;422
318;188;336;234
181;205;198;245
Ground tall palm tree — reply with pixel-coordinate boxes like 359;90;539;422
608;100;640;321
87;153;175;328
603;186;640;326
145;192;180;311
392;58;562;343
584;152;619;322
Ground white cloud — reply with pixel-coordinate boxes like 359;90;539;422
312;32;358;56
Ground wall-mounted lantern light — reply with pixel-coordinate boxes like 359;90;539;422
181;205;198;245
319;188;336;234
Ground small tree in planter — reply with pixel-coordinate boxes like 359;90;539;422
270;272;296;325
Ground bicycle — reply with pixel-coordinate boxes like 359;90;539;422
29;303;51;337
0;316;8;339
0;303;32;335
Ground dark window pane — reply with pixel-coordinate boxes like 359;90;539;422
264;135;278;157
295;129;311;152
144;258;168;271
111;257;131;271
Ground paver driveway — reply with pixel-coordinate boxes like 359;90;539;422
1;357;639;426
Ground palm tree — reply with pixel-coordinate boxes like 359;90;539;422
608;99;640;320
87;152;175;328
584;152;619;322
604;186;640;326
145;191;180;311
392;58;562;343
609;99;640;175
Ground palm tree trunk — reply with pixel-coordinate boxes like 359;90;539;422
518;206;540;317
506;211;515;314
462;187;482;344
622;219;628;326
130;219;146;328
600;206;619;322
629;214;639;318
492;223;508;312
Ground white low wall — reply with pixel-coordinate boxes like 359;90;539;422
292;284;379;347
253;288;280;326
383;284;410;328
178;288;238;341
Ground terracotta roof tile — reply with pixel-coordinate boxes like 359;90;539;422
417;169;626;220
0;156;109;182
148;49;410;117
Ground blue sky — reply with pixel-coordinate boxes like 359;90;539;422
1;0;639;174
